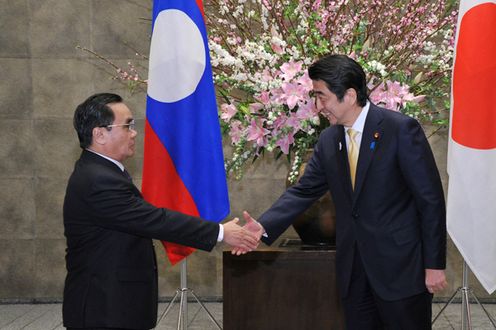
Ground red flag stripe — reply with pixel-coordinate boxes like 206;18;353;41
142;120;198;265
452;2;496;149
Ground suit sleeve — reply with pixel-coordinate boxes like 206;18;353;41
85;175;219;252
259;134;330;245
397;118;446;269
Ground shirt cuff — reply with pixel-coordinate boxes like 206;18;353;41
217;224;224;242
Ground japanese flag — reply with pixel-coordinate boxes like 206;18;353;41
447;0;496;293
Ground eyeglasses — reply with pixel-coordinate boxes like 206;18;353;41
103;120;136;131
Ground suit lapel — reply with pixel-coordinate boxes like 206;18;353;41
82;150;142;197
353;106;383;203
333;126;354;197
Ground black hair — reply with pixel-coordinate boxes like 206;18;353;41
73;93;123;148
308;54;368;107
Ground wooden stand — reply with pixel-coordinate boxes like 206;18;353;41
223;239;345;330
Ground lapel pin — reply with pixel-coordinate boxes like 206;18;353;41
339;141;342;151
370;132;380;150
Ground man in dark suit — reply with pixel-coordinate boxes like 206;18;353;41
240;55;448;329
63;93;258;330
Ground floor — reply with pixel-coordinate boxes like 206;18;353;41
0;302;495;329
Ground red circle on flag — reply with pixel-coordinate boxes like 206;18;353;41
452;3;496;150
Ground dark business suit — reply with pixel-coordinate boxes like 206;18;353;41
63;150;219;329
259;104;446;327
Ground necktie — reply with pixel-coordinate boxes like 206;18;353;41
347;128;359;189
123;169;133;182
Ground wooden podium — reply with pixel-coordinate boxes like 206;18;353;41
223;239;345;330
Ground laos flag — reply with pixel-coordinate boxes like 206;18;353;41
142;0;229;265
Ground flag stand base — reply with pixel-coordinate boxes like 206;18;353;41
432;261;496;329
157;259;222;330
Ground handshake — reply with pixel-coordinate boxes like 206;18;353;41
222;211;265;255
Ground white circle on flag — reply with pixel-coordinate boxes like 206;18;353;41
147;9;206;103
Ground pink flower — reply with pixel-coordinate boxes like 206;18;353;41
296;101;318;121
269;88;285;106
410;95;426;103
369;80;422;111
220;103;237;121
370;87;402;111
286;112;302;131
280;82;306;109
246;119;270;147
249;103;264;113
296;72;313;92
229;120;244;144
386;81;416;108
280;61;303;81
271;42;284;54
272;115;288;135
261;0;272;11
261;69;274;82
256;91;271;105
369;89;386;105
276;133;295;154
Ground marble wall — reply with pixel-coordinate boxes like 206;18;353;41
0;0;493;302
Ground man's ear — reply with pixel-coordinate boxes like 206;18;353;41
344;88;358;105
92;127;106;145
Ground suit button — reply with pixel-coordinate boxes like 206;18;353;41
352;212;359;219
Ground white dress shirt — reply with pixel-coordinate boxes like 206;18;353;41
344;101;370;151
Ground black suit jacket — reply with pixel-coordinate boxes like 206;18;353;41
259;104;446;301
62;150;219;329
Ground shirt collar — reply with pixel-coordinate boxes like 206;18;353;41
345;101;370;134
86;148;125;172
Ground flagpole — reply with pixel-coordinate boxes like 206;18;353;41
178;260;188;329
461;261;472;329
432;260;496;329
158;259;223;329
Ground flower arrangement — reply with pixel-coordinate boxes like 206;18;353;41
205;0;458;183
79;0;458;183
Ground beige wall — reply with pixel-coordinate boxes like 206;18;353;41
0;0;493;302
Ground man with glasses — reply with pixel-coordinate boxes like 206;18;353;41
63;93;258;330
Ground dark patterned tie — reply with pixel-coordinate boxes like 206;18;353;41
123;169;133;182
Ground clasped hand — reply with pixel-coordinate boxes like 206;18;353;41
223;211;264;255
